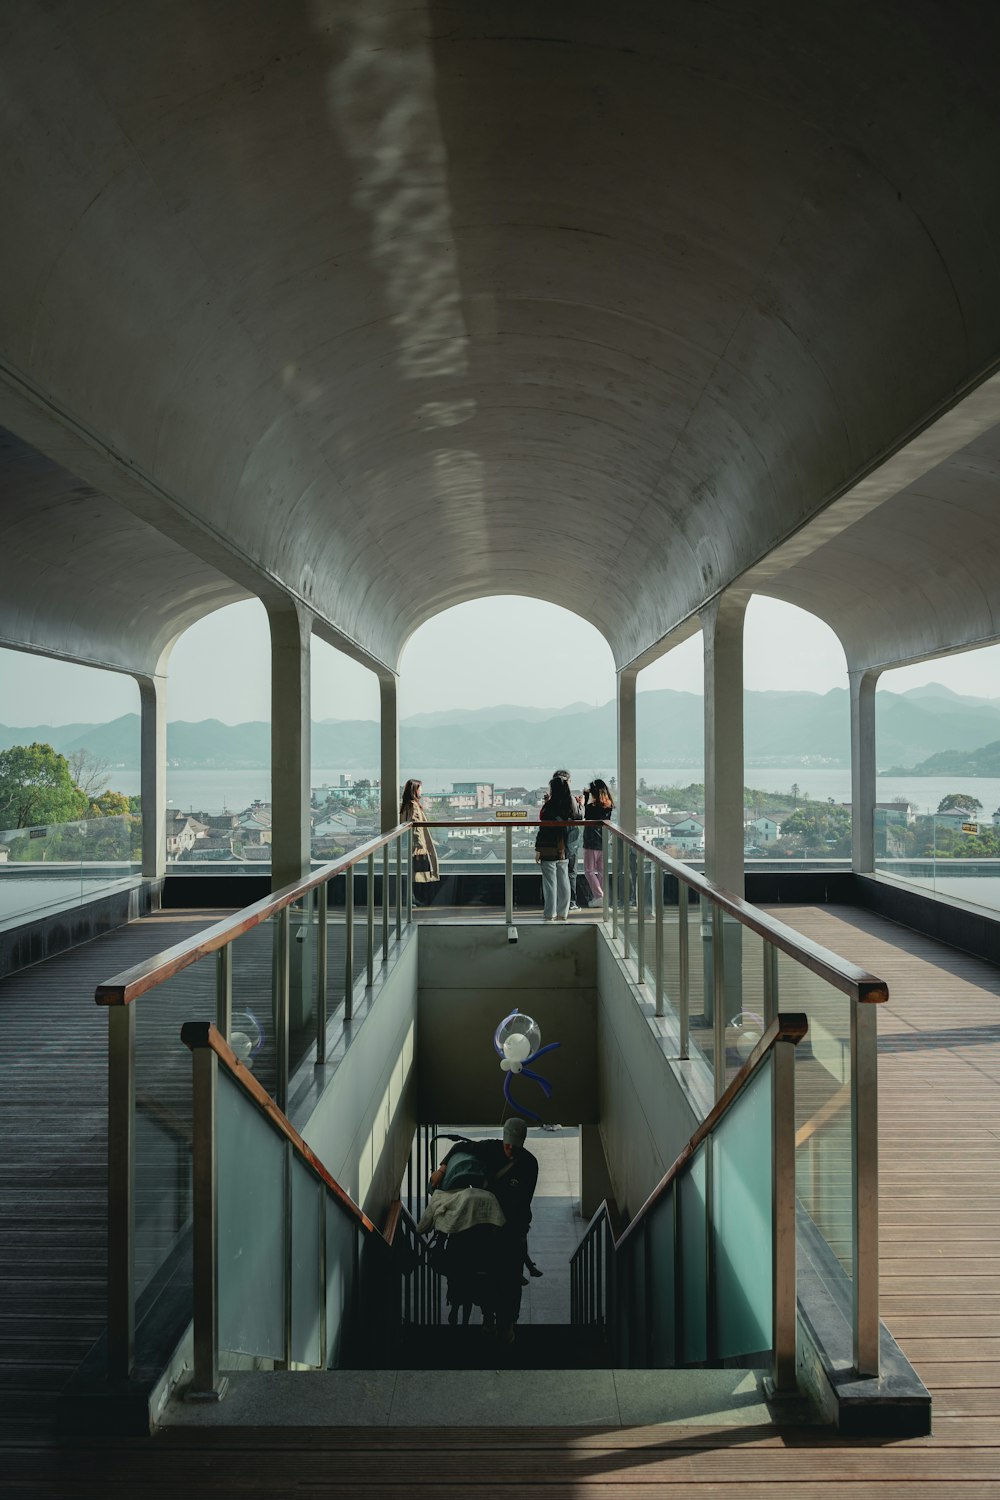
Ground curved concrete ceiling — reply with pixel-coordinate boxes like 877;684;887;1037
0;428;247;676
1;2;1000;673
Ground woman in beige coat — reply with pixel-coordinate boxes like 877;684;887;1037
400;778;440;898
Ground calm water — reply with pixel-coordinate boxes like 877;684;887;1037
95;765;1000;816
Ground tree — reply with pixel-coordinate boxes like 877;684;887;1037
0;743;88;830
89;790;131;818
937;793;983;815
66;749;111;800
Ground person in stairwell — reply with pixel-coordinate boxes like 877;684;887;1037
429;1117;539;1343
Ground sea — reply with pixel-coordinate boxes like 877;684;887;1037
96;765;1000;817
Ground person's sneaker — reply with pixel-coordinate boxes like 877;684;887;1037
499;1323;515;1345
527;1260;543;1278
541;1122;562;1131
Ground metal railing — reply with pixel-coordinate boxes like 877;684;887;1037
182;1021;435;1395
96;813;886;1381
571;1014;806;1391
96;823;412;1380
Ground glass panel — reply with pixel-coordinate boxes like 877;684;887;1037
230;914;278;1100
875;806;1000;916
288;892;318;1078
712;1054;773;1358
133;958;215;1298
325;1196;358;1368
725;926;769;1091
323;872;348;1024
217;1071;285;1359
678;1142;707;1363
647;1186;675;1366
0;814;134;926
688;898;716;1081
291;1157;323;1366
776;955;854;1276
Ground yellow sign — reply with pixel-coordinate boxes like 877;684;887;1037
961;822;978;834
495;809;528;819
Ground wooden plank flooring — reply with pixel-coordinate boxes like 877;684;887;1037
2;902;1000;1495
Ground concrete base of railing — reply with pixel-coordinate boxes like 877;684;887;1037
0;875;154;979
796;1213;931;1437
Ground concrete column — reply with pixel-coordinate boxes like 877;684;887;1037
136;674;167;880
379;674;400;833
268;600;313;892
850;667;880;874
616;667;638;835
702;594;747;896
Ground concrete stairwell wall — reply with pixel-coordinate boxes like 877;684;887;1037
416;925;598;1125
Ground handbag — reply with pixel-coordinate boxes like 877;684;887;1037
413;851;432;873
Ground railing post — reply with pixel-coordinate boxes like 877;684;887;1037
623;844;631;961
610;834;618;939
216;944;232;1041
366;851;375;987
344;864;355;1022
405;831;413;925
319;1186;328;1370
636;853;646;983
395;834;403;938
712;905;726;1099
601;824;609;924
282;1139;293;1369
770;1038;798;1396
654;868;664;1017
505;826;513;924
107;1004;135;1380
276;907;290;1112
383;845;391;963
852;999;880;1376
316;881;328;1064
763;939;779;1026
188;1042;227;1401
678;883;689;1059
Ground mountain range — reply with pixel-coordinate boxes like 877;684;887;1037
4;682;1000;774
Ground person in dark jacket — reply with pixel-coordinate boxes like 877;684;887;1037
535;774;577;920
582;778;614;900
430;1119;539;1341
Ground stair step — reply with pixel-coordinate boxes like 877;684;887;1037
393;1322;609;1370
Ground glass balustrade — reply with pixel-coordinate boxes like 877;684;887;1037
0;813;136;927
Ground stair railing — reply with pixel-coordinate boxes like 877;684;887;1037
571;1013;806;1394
181;1021;430;1398
97;824;412;1381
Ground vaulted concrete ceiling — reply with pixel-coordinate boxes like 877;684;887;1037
1;1;1000;677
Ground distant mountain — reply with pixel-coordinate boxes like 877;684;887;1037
4;685;1000;773
402;702;594;729
887;739;1000;779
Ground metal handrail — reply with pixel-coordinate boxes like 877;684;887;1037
183;1021;415;1397
570;1012;806;1390
97;823;411;1005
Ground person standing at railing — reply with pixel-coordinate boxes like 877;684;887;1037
400;779;439;903
582;778;614;900
553;769;583;909
535;774;576;920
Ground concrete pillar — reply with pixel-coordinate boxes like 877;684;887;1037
268;600;313;892
701;594;747;896
136;673;167;880
379;674;400;833
616;667;638;836
850;667;880;874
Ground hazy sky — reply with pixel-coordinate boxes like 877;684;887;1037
1;595;998;726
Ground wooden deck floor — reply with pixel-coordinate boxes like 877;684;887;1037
2;902;1000;1495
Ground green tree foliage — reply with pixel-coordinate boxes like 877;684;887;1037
936;792;983;815
778;803;851;855
0;742;88;829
